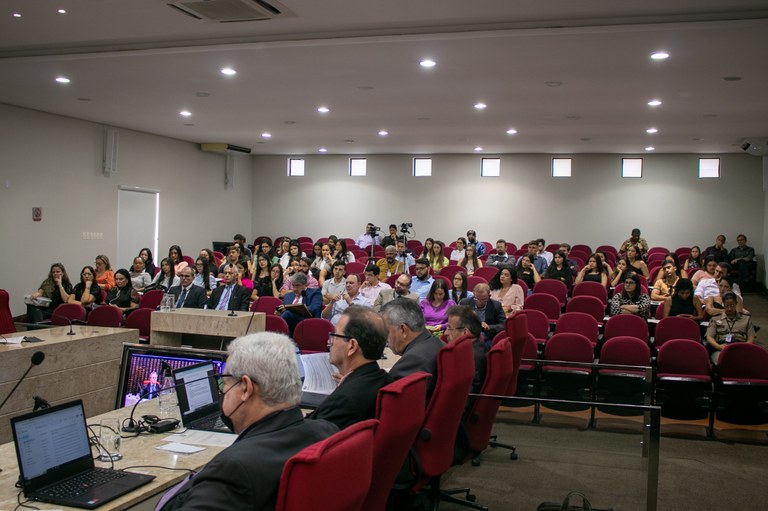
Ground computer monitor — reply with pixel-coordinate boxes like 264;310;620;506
115;343;227;409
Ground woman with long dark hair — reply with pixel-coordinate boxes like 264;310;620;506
139;247;156;276
610;273;650;317
663;278;704;320
489;265;524;316
420;279;455;332
26;262;73;322
459;244;483;276
450;271;474;303
575;253;609;287
168;245;188;274
150;257;179;292
105;269;139;315
193;257;216;295
543;250;573;287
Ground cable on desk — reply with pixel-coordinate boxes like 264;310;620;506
15;490;39;511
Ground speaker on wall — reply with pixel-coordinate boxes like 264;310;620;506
103;127;119;176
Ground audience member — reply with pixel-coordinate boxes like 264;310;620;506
610;257;632;288
664;252;688;279
428;240;450;272
543;251;573;287
395;239;416;269
251;254;273;300
27;262;73;323
662;278;704;320
559;243;579;276
235;262;253;290
258;240;278;265
94;254;115;291
377;245;406;277
684;246;703;272
702;234;728;263
610;273;650;317
279;240;305;269
706;292;755;364
279;272;323;335
130;256;152;291
486;239;512;268
381;298;445;399
168;267;207;309
138;248;156;277
703;274;746;317
193;257;217;296
168;245;188;275
522;240;548;274
459;283;506;344
695;261;742;302
651;260;680;301
419;237;434;259
207;263;250;312
68;265;102;310
489;266;524;316
105;269;139;315
516;254;542;290
450;237;466;262
445;305;487;393
380;224;399;249
691;256;718;288
233;234;253;260
156;332;338;511
199;249;218;275
310;243;334;284
322;260;347;306
449;271;475;304
150;257;179;292
619;228;648;257
333;239;355;264
626;245;649;278
322;274;372;325
359;265;391;302
459;244;484;276
466;229;487;256
537;238;553;265
308;305;392;429
355;222;380;249
729;234;755;289
297;258;320;288
373;273;419;312
410;258;435;301
420;279;455;332
219;246;242;276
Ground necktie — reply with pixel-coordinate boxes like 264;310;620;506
293;294;300;304
176;288;188;308
154;473;193;511
217;286;232;310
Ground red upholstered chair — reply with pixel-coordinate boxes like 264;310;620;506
555;312;599;348
565;295;606;326
517;308;549;349
441;338;513;507
572;244;592;255
596;245;618;259
540;332;594;412
0;289;16;334
467;275;488;288
50;303;87;326
297;236;313;244
402;336;475;508
345;262;366;275
250;295;282;315
656;339;713;422
293;318;334;353
385;274;400;287
604;314;650;345
533;279;568;308
87;305;123;327
438;265;464;281
647;252;667;265
123;307;152;342
647;247;669;257
139;289;164;310
523;293;560;322
363;373;429;511
571;281;608;307
264;314;290;335
301;242;316;254
716;343;768;425
654;316;700;350
275;419;377;511
473;266;499;282
594;336;651;416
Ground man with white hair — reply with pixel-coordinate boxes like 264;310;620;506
156;332;338;510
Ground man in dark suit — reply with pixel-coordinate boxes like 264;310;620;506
277;272;322;336
381;297;444;400
207;263;250;311
168;267;207;309
308;305;392;429
459;283;506;347
446;305;487;393
157;332;338;510
141;371;160;399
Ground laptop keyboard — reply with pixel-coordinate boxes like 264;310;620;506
38;468;127;498
192;415;226;430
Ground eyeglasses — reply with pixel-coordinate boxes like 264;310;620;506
213;373;238;394
327;332;353;348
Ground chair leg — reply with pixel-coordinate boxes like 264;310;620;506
488;438;518;460
439;488;489;510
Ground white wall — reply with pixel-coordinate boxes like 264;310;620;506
251;153;764;255
0;104;253;316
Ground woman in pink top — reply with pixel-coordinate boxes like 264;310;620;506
489;266;524;316
420;279;455;333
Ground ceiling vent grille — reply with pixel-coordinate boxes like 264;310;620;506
168;0;290;22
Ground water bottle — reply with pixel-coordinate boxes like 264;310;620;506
160;294;171;312
158;374;177;417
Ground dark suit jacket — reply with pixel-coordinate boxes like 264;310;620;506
168;284;207;309
160;407;337;511
207;284;250;311
389;330;445;400
308;361;393;429
459;297;506;340
281;288;323;317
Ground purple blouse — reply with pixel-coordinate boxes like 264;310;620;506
420;299;457;328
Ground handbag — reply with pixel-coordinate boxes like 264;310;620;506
537;491;614;511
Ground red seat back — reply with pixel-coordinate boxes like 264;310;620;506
293;318;334;353
51;303;87;325
523;293;560;321
655;316;700;348
604;314;650;344
555;312;599;346
532;279;568;306
571;281;608;307
250;296;282;314
719;343;768;380
0;289;15;334
656;339;711;377
599;336;650;367
264;314;290;335
544;333;594;364
87;305;123;327
565;295;606;325
123;307;152;340
139;289;164;310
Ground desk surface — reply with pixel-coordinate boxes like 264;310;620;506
0;399;228;511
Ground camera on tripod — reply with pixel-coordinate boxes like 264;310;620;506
400;222;413;234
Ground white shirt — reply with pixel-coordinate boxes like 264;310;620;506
359;281;391;301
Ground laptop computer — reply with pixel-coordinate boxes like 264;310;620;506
11;400;155;509
173;361;232;434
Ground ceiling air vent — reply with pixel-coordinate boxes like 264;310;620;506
168;0;290;22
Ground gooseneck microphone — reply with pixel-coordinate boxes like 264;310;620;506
0;351;45;412
50;313;77;335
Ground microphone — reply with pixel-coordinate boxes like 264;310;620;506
121;372;217;434
0;351;45;412
243;309;257;336
50;313;77;335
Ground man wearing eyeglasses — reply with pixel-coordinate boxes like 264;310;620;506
445;305;487;393
206;264;250;311
168;267;207;309
307;306;392;429
156;332;338;511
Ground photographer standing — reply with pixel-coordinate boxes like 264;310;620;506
356;222;381;249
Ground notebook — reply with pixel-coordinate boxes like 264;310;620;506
173;362;232;434
11;400;155;509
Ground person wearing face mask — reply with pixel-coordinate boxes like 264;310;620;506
155;332;338;511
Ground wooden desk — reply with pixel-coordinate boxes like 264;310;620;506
0;326;137;443
0;400;227;511
150;309;264;348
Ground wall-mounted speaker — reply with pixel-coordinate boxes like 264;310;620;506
103;128;119;176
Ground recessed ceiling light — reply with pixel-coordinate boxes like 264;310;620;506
420;59;436;68
220;67;236;76
261;132;272;138
647;99;662;107
58;9;66;14
544;81;562;87
195;92;211;98
722;76;742;82
506;128;517;135
473;146;483;152
378;130;388;136
646;127;658;134
55;77;70;84
179;110;192;117
645;146;655;151
650;51;669;60
474;102;487;110
12;12;21;18
317;106;330;113
318;147;328;153
183;123;194;127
